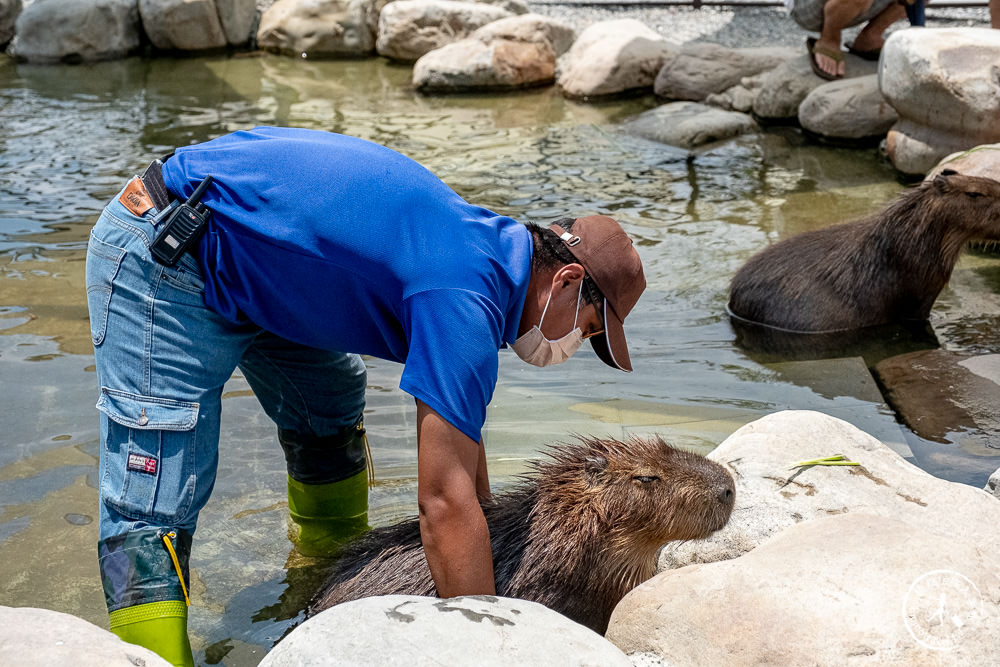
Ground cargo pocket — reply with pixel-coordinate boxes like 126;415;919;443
86;234;126;346
98;387;200;525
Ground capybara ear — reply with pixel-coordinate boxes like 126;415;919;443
933;169;960;193
584;455;608;483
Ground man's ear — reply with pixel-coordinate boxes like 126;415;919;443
552;263;585;288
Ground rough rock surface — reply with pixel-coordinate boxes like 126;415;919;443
752;52;877;122
139;0;227;51
0;606;172;667
610;513;1000;665
926;143;1000;182
556;18;677;99
657;410;1000;571
11;0;140;63
798;74;897;142
258;0;378;57
261;595;633;666
881;28;1000;175
874;350;1000;460
988;467;1000;499
215;0;258;46
0;0;19;50
376;0;511;62
412;13;574;91
621;101;757;149
654;42;795;102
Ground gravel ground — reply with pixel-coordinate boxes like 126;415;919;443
527;2;992;47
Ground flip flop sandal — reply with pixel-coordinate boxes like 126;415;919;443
807;37;844;81
846;42;882;61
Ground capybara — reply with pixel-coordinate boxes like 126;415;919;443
308;435;735;634
728;170;1000;332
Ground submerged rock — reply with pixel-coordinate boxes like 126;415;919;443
0;606;171;666
881;28;1000;175
413;14;574;92
653;42;795;102
609;512;1000;665
798;74;898;142
658;410;1000;571
376;0;512;62
257;0;379;58
556;18;677;99
10;0;140;63
621;101;757;149
874;350;1000;459
263;595;633;666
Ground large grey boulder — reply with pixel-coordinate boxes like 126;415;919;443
798;74;898;142
10;0;140;63
874;350;1000;460
215;0;258;45
658;410;1000;572
376;0;511;62
138;0;231;51
261;595;633;666
610;513;1000;665
881;28;1000;175
621;101;757;149
412;13;574;91
0;0;19;50
0;606;171;667
257;0;378;57
556;18;678;99
654;42;796;102
752;51;878;122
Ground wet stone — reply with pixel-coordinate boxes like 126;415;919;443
874;349;1000;459
621;101;757;149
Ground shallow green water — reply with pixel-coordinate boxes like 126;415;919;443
2;53;1000;665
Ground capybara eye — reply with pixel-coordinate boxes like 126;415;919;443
632;475;660;484
966;191;984;199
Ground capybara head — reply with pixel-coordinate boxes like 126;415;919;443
928;169;1000;240
530;435;735;555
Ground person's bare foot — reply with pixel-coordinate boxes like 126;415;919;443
811;37;845;78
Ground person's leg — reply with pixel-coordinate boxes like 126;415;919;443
88;183;257;666
238;332;370;556
814;0;877;77
850;0;907;53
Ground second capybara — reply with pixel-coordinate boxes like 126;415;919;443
728;170;1000;332
307;435;734;634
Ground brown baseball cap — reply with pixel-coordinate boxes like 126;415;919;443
550;216;645;372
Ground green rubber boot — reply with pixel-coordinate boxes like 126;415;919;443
109;600;193;667
287;470;370;557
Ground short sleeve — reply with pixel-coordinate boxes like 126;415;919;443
399;289;503;443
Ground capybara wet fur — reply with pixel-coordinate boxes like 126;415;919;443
308;435;734;634
728;170;1000;332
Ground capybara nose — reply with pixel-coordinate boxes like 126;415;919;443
717;485;734;506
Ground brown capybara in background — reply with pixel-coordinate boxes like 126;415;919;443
728;170;1000;332
308;435;735;634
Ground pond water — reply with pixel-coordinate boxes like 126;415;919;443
3;53;1000;665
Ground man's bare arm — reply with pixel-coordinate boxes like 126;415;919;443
415;399;496;597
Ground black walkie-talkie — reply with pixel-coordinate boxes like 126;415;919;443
150;175;214;266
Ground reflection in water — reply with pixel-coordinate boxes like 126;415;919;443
3;53;1000;665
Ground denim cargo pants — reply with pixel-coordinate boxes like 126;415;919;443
87;179;368;613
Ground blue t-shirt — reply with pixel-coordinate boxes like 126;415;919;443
161;127;532;442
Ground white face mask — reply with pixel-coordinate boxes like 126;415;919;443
512;281;585;367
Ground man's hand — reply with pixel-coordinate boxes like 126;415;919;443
415;400;496;598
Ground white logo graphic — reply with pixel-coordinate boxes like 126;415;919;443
902;570;986;651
